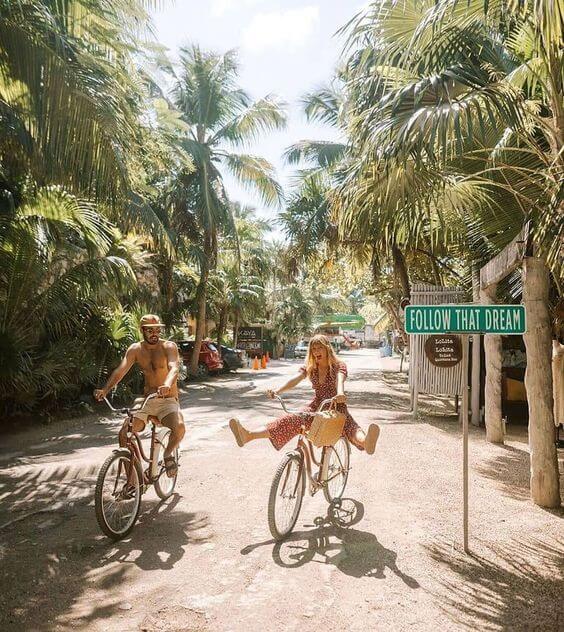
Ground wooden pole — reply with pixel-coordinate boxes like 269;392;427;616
462;334;470;553
522;257;561;507
480;284;504;443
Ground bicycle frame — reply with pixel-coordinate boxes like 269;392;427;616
104;394;169;487
275;395;350;496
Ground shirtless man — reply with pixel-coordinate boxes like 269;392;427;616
94;314;185;477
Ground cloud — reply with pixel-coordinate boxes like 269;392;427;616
210;0;265;18
242;6;320;53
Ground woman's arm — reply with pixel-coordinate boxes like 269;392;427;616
335;369;347;403
267;371;306;398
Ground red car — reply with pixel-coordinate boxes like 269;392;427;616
178;340;223;378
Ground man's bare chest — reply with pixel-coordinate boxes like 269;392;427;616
137;348;168;374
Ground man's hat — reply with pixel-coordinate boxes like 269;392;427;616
139;314;165;329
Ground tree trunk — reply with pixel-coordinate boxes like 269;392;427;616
216;305;228;349
480;283;504;443
233;310;240;348
384;300;409;349
190;239;211;376
523;257;561;507
391;244;410;299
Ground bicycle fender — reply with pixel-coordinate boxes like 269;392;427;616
112;448;131;457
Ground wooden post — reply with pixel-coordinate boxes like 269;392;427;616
480;283;504;443
522;257;561;507
462;334;470;553
471;271;481;426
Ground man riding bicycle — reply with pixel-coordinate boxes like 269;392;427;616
93;314;185;477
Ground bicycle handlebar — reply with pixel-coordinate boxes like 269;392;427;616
102;392;158;415
272;394;334;414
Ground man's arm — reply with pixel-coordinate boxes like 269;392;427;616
157;342;180;397
94;345;137;400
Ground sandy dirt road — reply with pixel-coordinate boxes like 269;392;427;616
0;349;562;631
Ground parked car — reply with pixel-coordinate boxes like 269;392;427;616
294;340;309;359
220;345;244;372
178;340;223;378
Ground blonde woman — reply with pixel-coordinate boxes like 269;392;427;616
229;335;380;454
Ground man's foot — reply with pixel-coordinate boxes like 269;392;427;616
163;455;178;478
229;418;247;447
364;424;380;455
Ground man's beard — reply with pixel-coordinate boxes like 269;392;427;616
143;332;160;345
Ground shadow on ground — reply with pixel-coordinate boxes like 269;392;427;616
241;499;420;587
0;492;211;631
426;536;564;630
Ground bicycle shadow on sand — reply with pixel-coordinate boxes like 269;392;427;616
241;499;419;587
104;494;212;571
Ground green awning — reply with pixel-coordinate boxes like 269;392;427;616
313;313;365;329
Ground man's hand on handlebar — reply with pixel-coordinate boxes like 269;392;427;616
93;388;107;402
157;385;172;398
333;394;347;404
266;389;278;400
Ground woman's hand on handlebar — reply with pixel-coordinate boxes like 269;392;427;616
333;394;347;405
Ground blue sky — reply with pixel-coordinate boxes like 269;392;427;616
150;1;366;227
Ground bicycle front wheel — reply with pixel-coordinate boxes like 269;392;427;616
154;429;179;500
95;450;142;540
323;437;351;503
268;451;305;540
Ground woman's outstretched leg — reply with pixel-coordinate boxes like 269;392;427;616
230;413;307;450
229;419;269;446
347;421;380;454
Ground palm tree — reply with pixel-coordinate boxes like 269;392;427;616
0;0;160;204
171;46;286;375
0;187;136;414
340;0;562;506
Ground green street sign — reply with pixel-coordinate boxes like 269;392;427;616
405;304;526;335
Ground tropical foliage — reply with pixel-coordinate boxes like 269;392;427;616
1;0;562;418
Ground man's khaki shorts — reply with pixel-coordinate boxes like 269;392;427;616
134;397;180;427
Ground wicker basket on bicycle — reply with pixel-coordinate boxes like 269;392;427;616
307;402;346;448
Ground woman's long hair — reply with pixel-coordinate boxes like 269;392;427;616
305;334;340;378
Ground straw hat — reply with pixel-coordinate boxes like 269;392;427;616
139;314;165;329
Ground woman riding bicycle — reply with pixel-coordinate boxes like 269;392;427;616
229;334;380;454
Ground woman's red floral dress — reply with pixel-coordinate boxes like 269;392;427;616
267;361;363;450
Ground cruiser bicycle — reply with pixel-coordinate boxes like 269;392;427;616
267;395;351;540
94;393;179;539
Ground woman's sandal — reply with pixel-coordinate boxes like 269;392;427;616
365;424;380;455
163;455;178;478
229;418;245;447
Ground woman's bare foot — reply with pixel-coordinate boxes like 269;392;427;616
229;418;247;447
364;424;380;455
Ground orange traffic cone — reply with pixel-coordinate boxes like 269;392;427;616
261;355;267;369
252;356;260;370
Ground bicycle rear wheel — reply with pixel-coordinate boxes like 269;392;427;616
154;429;179;500
268;451;305;540
323;437;350;503
95;450;142;540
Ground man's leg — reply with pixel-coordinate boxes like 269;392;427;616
160;411;186;459
118;417;145;447
118;417;145;485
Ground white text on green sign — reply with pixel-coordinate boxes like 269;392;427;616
405;305;526;335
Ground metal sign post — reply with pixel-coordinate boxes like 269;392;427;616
461;334;469;552
406;303;526;553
